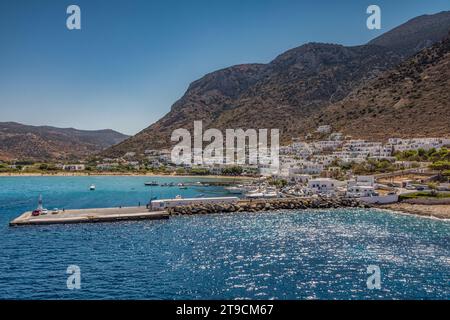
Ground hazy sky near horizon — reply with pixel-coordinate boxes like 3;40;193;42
0;0;449;135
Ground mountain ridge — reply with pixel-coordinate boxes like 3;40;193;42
307;33;450;140
96;11;450;156
0;122;129;161
104;43;404;155
5;11;450;161
368;11;450;55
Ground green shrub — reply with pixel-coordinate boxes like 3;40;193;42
399;192;450;200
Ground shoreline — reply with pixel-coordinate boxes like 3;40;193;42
377;203;450;220
0;172;254;180
3;172;449;221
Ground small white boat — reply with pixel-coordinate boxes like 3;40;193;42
262;192;279;198
246;192;265;199
245;187;279;199
225;185;246;194
90;184;96;191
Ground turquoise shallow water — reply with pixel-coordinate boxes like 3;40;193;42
0;176;449;299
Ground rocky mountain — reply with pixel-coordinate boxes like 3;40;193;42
368;11;450;56
0;122;129;161
307;33;450;140
104;11;450;156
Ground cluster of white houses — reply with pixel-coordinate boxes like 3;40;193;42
277;133;450;179
283;174;401;204
59;127;449;180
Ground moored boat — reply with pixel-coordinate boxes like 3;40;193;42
245;187;279;199
225;185;246;194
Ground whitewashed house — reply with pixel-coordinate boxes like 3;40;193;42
290;174;312;184
347;185;377;198
62;164;85;171
355;175;375;187
308;178;340;193
316;125;332;134
96;163;119;171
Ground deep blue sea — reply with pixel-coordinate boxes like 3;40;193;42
0;176;449;300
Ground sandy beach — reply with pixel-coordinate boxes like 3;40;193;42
379;203;450;220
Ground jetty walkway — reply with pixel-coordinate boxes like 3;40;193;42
9;206;169;226
10;197;368;226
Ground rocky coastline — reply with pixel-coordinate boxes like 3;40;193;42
167;197;369;215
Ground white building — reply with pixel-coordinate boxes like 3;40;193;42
62;164;85;171
123;152;136;158
290;174;312;184
311;140;343;151
126;161;140;170
388;138;450;152
301;162;325;175
347;185;377;198
259;164;279;176
308;178;340;193
355;175;375;187
144;149;161;156
329;132;343;141
96;163;119;171
316;125;332;134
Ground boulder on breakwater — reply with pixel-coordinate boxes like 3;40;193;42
166;197;369;216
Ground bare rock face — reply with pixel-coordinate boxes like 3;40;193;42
313;34;450;140
368;11;450;56
104;12;450;157
105;44;402;156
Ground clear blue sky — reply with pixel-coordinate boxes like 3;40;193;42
0;0;449;135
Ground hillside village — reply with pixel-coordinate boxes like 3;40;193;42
2;13;450;206
2;125;450;205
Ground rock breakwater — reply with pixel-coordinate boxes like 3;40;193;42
167;197;369;215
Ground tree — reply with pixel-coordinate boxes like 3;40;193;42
176;168;187;175
427;182;438;196
190;168;209;175
443;170;450;182
430;161;450;171
430;161;450;182
417;148;426;158
269;178;288;188
39;163;57;171
222;166;243;176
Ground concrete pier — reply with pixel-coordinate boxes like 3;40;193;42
9;206;169;226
